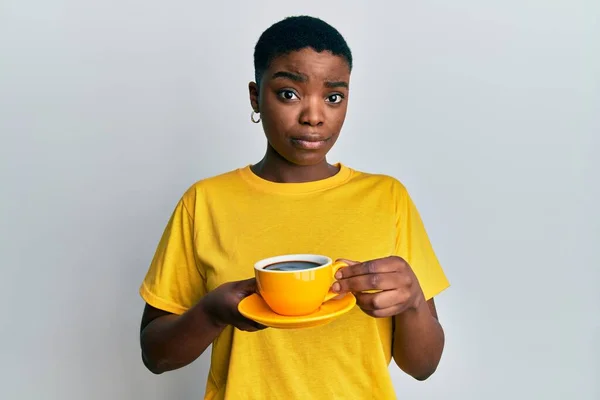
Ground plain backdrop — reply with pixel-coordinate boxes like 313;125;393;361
1;1;599;399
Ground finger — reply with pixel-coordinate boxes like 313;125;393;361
328;292;347;300
236;278;259;298
335;257;405;279
243;315;267;330
236;318;267;332
334;272;403;293
239;277;258;289
354;289;410;311
236;322;261;332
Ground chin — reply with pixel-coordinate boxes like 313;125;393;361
268;141;332;166
283;151;329;166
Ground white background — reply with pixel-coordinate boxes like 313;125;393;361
1;1;599;399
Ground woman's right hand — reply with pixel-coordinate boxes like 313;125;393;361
201;278;266;332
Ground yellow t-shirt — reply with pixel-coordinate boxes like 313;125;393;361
140;163;450;399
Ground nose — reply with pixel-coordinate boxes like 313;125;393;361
299;96;324;127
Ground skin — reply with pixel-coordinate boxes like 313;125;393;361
140;48;445;380
333;257;445;380
248;48;350;182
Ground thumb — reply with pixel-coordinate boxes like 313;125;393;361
236;277;259;297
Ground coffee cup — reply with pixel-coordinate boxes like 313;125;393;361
254;254;348;316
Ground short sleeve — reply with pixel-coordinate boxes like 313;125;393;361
394;182;450;300
139;196;206;315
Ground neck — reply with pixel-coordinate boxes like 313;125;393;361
251;146;339;183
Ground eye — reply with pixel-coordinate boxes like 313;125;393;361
326;93;344;104
277;90;299;101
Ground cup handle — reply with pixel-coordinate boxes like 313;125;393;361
323;260;349;302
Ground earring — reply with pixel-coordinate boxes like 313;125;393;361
251;110;261;123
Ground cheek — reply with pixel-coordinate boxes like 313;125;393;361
263;104;298;131
328;107;348;130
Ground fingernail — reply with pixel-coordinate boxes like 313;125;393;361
335;271;342;279
332;282;341;292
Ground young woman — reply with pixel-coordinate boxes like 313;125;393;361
139;15;450;399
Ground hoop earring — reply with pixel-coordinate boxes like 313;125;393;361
251;110;261;123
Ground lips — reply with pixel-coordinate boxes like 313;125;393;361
290;136;330;150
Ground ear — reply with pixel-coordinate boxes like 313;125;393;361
248;82;259;112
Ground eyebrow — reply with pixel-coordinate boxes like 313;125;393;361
271;71;349;89
271;71;307;82
325;80;349;89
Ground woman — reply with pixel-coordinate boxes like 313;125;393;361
139;15;449;399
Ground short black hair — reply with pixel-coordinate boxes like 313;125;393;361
253;16;353;87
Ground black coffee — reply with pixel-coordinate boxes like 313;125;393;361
263;260;322;271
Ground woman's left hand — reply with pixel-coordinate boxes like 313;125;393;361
331;256;426;318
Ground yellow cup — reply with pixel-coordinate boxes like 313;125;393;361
254;254;348;316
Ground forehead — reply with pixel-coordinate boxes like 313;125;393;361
266;48;351;81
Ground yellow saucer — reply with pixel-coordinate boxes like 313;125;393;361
238;293;356;329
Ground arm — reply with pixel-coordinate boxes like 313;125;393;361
139;194;265;374
140;301;223;374
388;181;450;379
333;256;446;381
140;278;264;374
392;298;445;380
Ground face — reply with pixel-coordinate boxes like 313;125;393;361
249;48;351;166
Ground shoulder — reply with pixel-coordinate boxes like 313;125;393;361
179;167;246;213
344;165;409;196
